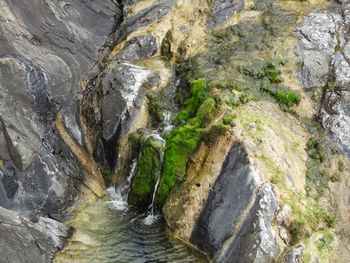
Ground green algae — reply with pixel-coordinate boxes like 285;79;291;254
128;137;165;207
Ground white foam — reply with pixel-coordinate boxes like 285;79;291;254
142;213;160;226
105;187;128;211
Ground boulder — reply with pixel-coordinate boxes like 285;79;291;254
115;35;158;61
0;206;71;263
190;142;279;262
294;12;342;89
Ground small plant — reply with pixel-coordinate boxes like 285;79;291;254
274;91;300;107
202;124;228;146
239;93;252;104
223;113;235;125
316;232;334;253
306;138;326;162
338;160;345;172
286;194;336;245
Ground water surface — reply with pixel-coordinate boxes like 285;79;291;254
54;188;207;263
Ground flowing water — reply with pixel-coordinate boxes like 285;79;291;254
54;186;207;263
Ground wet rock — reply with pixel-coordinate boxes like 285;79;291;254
116;35;157;61
99;62;159;142
128;135;165;208
0;0;120;218
114;0;175;45
294;12;342;89
0;206;71;263
208;0;244;27
190;143;279;262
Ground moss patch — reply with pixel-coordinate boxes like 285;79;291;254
155;78;223;206
286;194;336;245
128;136;165;208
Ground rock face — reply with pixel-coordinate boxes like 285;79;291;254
0;0;121;260
190;143;279;262
0;0;120;216
294;12;342;89
115;35;158;61
295;4;350;156
0;206;71;263
208;0;244;26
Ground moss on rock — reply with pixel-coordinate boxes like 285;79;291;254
156;124;202;206
128;136;165;208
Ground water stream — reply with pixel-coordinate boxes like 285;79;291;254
54;186;207;263
55;78;207;262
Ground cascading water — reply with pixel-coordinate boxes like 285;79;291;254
55;79;207;262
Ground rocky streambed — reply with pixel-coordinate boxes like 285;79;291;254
1;0;350;263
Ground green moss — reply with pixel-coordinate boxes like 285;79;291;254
261;155;286;187
223;113;235;125
128;137;165;207
261;84;300;108
156;124;202;206
274;91;300;107
239;61;282;83
196;98;216;126
316;232;334;253
264;61;282;83
306;138;326;163
149;100;165;126
239;93;252;104
286;194;336;245
338;159;345;172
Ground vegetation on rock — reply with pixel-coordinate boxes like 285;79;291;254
128;136;165;207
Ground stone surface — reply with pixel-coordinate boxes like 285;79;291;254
208;0;244;27
115;35;157;61
294;12;342;89
0;0;120;218
113;0;175;45
190;143;279;263
100;62;159;142
295;6;350;156
0;206;71;263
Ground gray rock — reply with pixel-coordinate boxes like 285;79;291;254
0;0;121;218
208;0;244;27
190;143;279;263
113;0;175;45
284;245;304;263
0;206;71;263
99;62;159;142
115;35;157;61
294;8;350;156
253;0;274;10
294;12;342;89
320;93;350;155
122;0;143;15
219;184;279;263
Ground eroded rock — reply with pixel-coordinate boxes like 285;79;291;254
190;143;279;263
0;206;71;263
